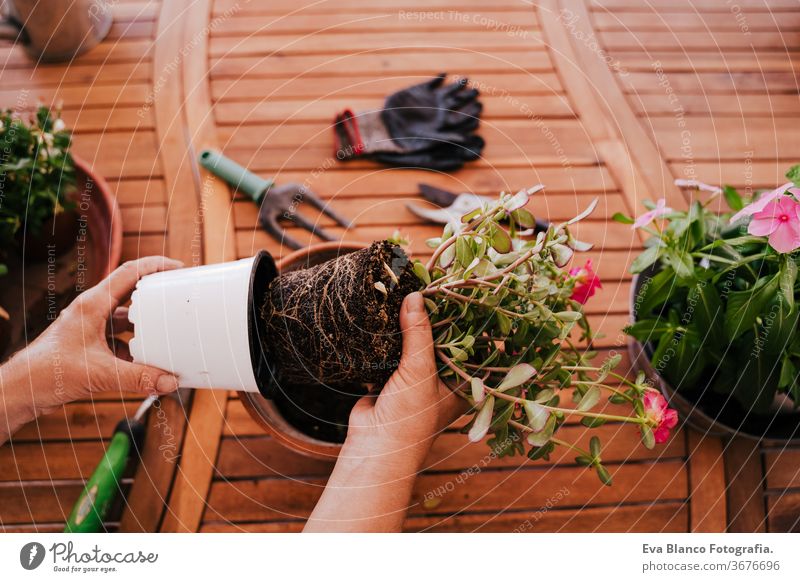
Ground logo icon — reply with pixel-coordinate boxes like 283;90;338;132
20;542;46;570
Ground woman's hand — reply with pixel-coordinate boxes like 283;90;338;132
347;291;465;459
0;256;183;442
304;292;466;532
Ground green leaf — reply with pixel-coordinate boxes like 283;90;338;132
725;274;780;341
495;311;512;336
723;185;744;211
687;281;725;357
631;245;661;274
455;236;474;268
511;208;536;228
596;464;613;486
527;414;556;447
497;363;537;391
589;436;601;459
625;318;675;343
636;267;678;316
412;261;431;285
527;441;555;461
468;395;494;442
734;340;780;413
577;386;601;411
612;212;634;225
554;310;582;322
567;198;598;225
665;249;694;279
523;401;549;432
786;164;800;188
780;258;797;310
762;297;798;356
779;356;796;389
490;227;512;253
641;425;655;450
470;377;485;403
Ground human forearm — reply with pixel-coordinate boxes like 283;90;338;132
0;355;41;445
304;437;431;532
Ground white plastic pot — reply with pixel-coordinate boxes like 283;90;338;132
128;251;277;393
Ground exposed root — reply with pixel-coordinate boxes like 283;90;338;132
259;241;420;387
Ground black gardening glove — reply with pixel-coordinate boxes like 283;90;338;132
333;73;484;171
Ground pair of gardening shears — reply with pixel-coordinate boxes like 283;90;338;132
64;395;156;533
407;183;550;233
198;149;353;249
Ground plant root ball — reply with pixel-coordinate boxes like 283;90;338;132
260;241;421;387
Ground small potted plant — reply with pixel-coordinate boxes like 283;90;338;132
130;189;676;483
0;106;122;357
620;166;800;442
0;106;78;261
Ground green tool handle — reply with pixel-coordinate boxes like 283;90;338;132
198;149;274;204
64;429;132;533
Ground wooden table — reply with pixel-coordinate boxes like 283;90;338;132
0;0;797;533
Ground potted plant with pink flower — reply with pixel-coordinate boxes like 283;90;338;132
620;166;800;442
413;188;677;484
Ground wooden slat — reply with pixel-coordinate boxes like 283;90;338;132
211;71;563;102
620;71;799;94
214;0;538;16
686;431;727;532
12;401;140;442
593;11;800;32
215;422;685;480
200;502;689;532
204;459;688;522
766;493;800;532
590;0;800;11
122;234;168;261
0;62;151;88
0;83;151;109
73;132;162;178
228;166;617;197
214;95;574;126
210;50;556;79
764;448;800;490
608;51;800;73
0;40;153;67
600;30;800;51
726;437;767;532
111;179;167;206
0;441;110;481
212;10;539;36
646;117;799;161
209;31;543;58
630;94;800;117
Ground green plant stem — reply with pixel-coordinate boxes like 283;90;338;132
483;385;646;424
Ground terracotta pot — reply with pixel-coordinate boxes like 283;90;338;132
17;155;122;278
0;155;122;360
241;241;368;461
629;268;800;445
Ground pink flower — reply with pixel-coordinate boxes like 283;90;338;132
643;391;678;444
632;198;671;229
569;259;602;304
730;182;800;224
747;196;800;254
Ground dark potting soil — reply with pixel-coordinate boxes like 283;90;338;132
257;241;420;441
260;240;420;387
